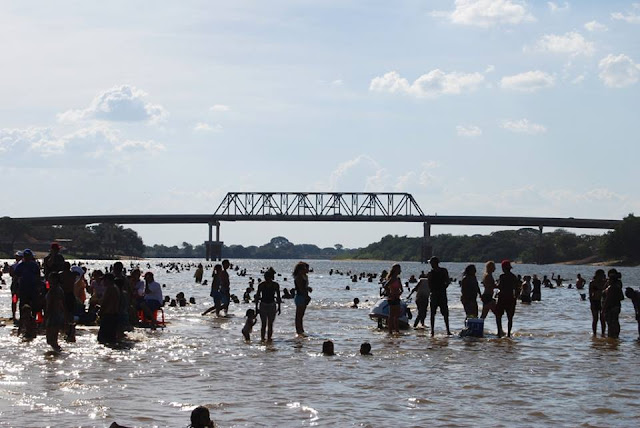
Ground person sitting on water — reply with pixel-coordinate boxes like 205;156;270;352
140;272;163;329
255;268;281;342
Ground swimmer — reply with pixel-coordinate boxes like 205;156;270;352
383;264;403;334
189;406;215;428
242;308;257;341
255;268;281;342
322;340;335;356
293;262;312;335
359;342;372;355
351;298;360;308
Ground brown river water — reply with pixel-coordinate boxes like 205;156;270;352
0;259;639;427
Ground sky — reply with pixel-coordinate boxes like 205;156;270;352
1;0;639;249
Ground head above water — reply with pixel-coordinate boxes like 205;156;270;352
360;342;372;355
322;340;335;356
190;406;214;428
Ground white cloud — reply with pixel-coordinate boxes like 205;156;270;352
194;122;223;133
571;74;586;84
501;119;547;134
432;0;535;28
210;104;231;112
485;65;495;73
532;31;594;57
598;54;640;88
500;70;555;92
0;124;164;157
57;85;168;124
548;2;569;13
456;125;483;137
331;79;344;86
370;69;484;98
584;20;608;32
611;7;640;24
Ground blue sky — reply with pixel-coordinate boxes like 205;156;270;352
1;0;639;248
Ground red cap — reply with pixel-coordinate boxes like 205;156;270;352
51;242;60;250
501;260;512;269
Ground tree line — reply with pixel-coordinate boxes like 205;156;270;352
2;214;639;264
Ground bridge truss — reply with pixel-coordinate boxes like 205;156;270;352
213;192;425;220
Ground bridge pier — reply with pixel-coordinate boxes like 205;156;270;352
536;225;544;265
205;222;224;261
421;222;432;263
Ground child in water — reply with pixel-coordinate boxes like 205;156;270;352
242;308;257;340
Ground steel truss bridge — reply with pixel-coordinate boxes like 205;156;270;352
9;192;621;262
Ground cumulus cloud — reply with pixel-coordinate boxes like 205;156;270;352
456;125;483;137
194;122;223;133
210;104;231;112
432;0;535;28
500;70;555;92
548;2;569;13
57;85;168;124
0;125;164;157
584;20;608;32
598;54;640;88
611;4;640;24
370;70;484;98
501;119;547;134
531;32;594;57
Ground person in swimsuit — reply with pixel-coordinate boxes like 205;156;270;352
495;260;521;338
427;257;451;337
602;269;624;339
255;268;281;342
588;269;606;336
202;264;223;316
575;274;586;290
220;260;231;315
383;264;403;334
460;264;481;319
241;308;257;341
293;261;312;335
45;272;65;352
480;261;498;320
531;274;542;301
407;273;429;328
520;275;532;304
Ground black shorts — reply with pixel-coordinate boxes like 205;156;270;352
430;293;448;314
481;294;495;305
495;298;515;317
590;300;602;312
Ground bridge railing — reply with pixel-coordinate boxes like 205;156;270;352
213;192;425;218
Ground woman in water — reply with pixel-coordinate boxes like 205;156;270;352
588;269;606;335
202;264;223;316
255;268;281;342
460;264;481;319
480;261;497;320
293;261;312;335
384;264;403;334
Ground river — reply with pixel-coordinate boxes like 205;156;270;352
0;259;639;427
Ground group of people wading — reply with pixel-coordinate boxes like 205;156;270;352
384;257;640;339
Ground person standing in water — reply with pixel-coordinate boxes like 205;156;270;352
480;261;498;321
625;287;640;339
588;269;607;336
460;264;481;319
602;269;624;339
293;261;312;335
220;260;231;315
427;257;451;336
531;274;542;302
45;272;65;352
202;264;223;316
383;264;403;334
194;264;204;284
255;268;281;342
495;260;521;338
408;273;429;328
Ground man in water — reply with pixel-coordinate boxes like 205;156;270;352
98;273;119;344
602;269;624;339
43;242;65;279
8;251;23;320
625;287;640;339
14;249;42;312
427;257;451;336
140;272;163;329
408;273;429;329
496;260;521;338
220;259;231;315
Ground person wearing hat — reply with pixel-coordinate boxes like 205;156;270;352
496;260;521;338
13;249;42;312
43;242;65;278
8;251;23;320
427;256;452;337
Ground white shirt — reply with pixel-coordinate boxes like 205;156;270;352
144;280;163;303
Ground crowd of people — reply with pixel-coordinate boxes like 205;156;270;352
4;243;165;351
